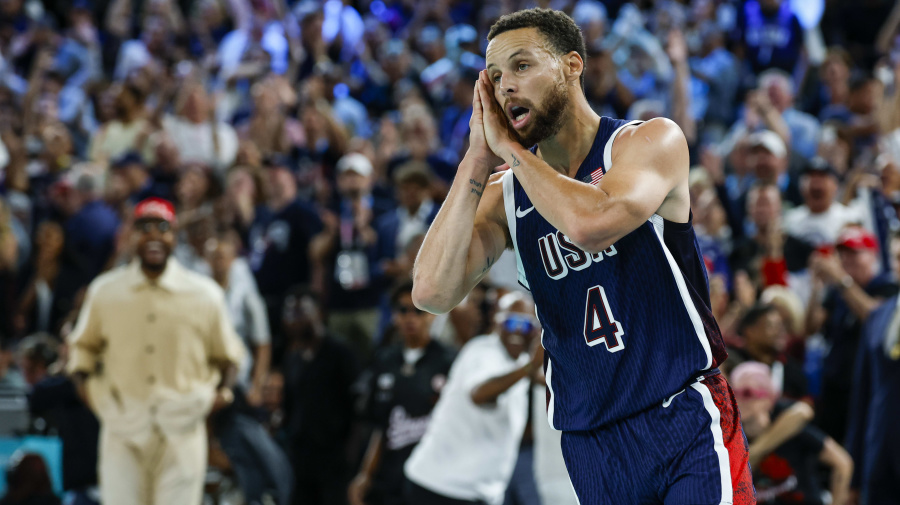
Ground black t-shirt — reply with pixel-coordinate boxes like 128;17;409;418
28;375;99;491
363;340;455;501
249;199;323;296
754;400;827;505
282;336;359;470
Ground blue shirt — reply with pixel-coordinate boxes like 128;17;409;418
846;297;900;493
735;0;804;74
64;200;121;279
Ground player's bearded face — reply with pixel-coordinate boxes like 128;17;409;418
507;74;568;148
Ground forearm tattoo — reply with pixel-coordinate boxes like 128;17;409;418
469;178;484;197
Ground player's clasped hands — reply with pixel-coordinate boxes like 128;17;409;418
468;70;517;171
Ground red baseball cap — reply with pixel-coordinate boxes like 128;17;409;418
134;197;176;224
836;226;878;252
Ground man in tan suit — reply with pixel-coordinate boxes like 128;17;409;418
67;197;245;505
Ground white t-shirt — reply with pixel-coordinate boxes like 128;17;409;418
404;334;530;505
162;115;238;170
783;202;863;247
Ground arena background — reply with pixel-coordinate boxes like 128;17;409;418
0;0;898;504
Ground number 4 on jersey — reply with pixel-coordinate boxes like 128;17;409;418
584;285;625;352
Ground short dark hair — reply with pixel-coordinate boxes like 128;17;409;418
488;8;587;90
19;333;59;368
738;304;777;337
390;280;415;308
285;284;320;307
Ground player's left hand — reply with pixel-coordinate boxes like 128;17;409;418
477;70;521;158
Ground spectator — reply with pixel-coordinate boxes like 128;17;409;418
757;69;821;160
21;333;101;505
823;75;884;152
110;12;179;81
783;160;863;254
690;25;739;138
15;221;66;336
747;130;801;209
87;82;149;163
109;151;174;204
66;197;245;505
0;338;26;394
236;77;304;158
249;155;322;351
374;161;439;289
731;362;853;505
350;281;455;505
0;453;60;505
806;48;852;119
221;165;267;243
62;167;120;274
208;233;270;407
174;164;221;217
728;303;808;401
404;293;542;505
733;0;804;75
729;183;785;287
281;286;359;505
806;226;898;442
163;82;239;170
311;152;382;356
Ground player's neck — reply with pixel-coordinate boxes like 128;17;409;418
536;98;601;178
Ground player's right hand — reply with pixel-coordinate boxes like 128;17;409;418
467;77;503;171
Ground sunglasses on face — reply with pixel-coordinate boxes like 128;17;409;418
734;387;774;400
137;221;171;234
502;314;536;335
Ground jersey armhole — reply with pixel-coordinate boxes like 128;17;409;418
602;120;643;173
501;171;530;290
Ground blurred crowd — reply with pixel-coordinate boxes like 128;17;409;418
1;0;900;504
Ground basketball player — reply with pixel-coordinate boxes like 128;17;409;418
411;8;755;504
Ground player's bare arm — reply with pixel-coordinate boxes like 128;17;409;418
412;80;511;315
476;69;691;255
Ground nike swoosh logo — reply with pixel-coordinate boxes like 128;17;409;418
516;206;535;218
662;389;686;408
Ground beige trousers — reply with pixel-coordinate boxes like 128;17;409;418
99;424;208;505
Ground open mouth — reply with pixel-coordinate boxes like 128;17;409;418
508;104;531;130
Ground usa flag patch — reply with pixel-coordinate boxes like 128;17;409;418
582;167;604;186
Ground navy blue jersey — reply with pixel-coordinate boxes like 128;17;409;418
502;117;728;431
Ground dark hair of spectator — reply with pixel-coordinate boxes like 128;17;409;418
849;73;876;93
19;333;59;368
44;71;67;87
737;303;778;337
825;47;853;69
285;284;320;307
3;453;55;502
390;280;416;309
122;82;146;105
488;8;587;90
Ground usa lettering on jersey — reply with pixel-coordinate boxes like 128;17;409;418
538;231;617;280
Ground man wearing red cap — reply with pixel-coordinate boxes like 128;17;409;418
808;225;899;442
66;197;245;505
